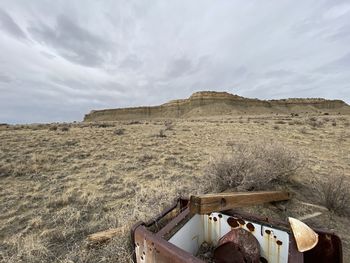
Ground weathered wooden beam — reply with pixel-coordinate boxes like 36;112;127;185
87;228;121;244
298;212;323;221
190;191;290;214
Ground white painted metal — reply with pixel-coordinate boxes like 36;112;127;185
168;214;204;255
169;212;290;263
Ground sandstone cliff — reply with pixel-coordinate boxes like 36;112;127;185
83;91;349;121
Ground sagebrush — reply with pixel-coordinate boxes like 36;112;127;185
318;176;350;216
203;141;304;192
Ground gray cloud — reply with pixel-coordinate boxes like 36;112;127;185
119;55;143;70
0;8;27;40
316;52;350;73
0;0;349;124
0;72;13;83
166;58;193;78
29;15;112;67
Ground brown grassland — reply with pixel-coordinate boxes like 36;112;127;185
0;113;349;262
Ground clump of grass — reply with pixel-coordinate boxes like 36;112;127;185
308;117;324;128
0;165;10;177
291;120;303;125
164;120;174;131
60;126;70;132
203;141;304;192
127;120;141;125
114;128;125;135
138;153;154;162
318;176;350;216
48;125;58;131
275;120;286;124
309;117;317;122
96;122;114;128
299;127;308;134
157;129;166;138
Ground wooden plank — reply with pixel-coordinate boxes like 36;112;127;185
87;228;121;244
189;191;290;214
298;212;323;221
298;201;328;211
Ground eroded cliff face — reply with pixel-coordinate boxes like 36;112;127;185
83;91;349;121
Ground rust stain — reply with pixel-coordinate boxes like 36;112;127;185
227;217;239;228
237;218;245;225
246;222;255;232
276;242;281;263
218;215;221;242
276;240;283;246
208;215;212;243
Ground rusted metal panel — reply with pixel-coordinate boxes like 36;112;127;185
156;207;190;239
304;231;343;263
134;226;204;263
131;198;342;263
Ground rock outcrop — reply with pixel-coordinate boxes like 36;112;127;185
83;91;349;121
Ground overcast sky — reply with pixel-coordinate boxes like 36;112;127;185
0;0;349;123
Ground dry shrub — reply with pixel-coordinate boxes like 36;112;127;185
318;176;350;216
95;122;114;128
309;117;317;122
127;120;141;125
114;128;125;135
61;126;70;132
156;129;166;138
203;142;304;192
299;127;307;134
275;120;286;124
48;125;58;131
291;120;303;125
308;117;324;128
164;120;174;131
138;153;154;162
0;165;11;177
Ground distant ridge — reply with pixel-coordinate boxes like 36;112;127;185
84;91;349;121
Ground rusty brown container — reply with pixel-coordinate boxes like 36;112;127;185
131;198;342;263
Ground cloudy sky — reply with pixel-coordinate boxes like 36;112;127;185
0;0;350;123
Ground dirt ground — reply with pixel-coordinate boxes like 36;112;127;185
0;113;349;262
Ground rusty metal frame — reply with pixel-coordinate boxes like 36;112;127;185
131;198;343;263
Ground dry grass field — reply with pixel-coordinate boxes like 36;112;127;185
0;113;350;262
